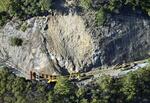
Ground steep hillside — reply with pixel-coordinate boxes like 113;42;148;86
0;0;150;75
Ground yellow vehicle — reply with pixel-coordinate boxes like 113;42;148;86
47;75;57;83
30;71;81;83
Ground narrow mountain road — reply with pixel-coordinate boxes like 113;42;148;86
77;60;149;86
0;56;149;85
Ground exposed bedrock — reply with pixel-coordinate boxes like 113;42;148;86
0;12;150;74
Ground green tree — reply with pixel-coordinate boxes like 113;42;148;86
53;77;77;103
140;0;150;16
40;0;52;11
8;0;52;19
54;77;74;95
121;73;137;102
96;75;123;103
122;66;150;102
0;67;48;103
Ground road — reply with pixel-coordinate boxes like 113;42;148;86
0;57;149;85
77;60;149;86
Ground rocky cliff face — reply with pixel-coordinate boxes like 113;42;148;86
0;10;150;75
86;14;150;68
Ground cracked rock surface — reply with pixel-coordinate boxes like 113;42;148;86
0;11;150;75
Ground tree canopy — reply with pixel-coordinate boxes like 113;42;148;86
0;65;150;103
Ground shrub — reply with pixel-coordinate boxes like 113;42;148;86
0;12;10;27
80;0;92;9
20;22;28;32
95;8;106;26
10;37;23;46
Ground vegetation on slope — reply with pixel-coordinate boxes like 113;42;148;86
0;65;150;103
0;0;52;15
0;67;78;103
80;0;150;14
10;37;23;46
0;12;10;27
0;0;10;12
0;0;149;27
0;0;52;27
8;0;52;19
0;67;47;103
80;0;150;25
80;0;92;9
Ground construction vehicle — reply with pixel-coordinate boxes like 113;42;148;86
30;71;82;83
